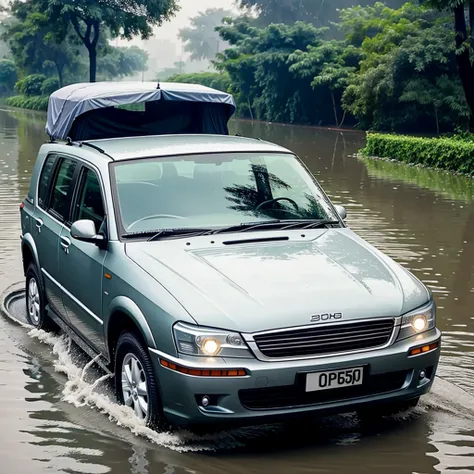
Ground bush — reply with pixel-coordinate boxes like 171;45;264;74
15;74;48;97
167;72;231;93
5;95;49;111
41;77;60;96
361;133;474;175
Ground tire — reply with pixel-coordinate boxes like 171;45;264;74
115;331;167;430
358;397;420;420
25;263;55;330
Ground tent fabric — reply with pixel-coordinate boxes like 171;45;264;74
46;81;237;141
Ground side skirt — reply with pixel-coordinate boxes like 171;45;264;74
46;304;113;376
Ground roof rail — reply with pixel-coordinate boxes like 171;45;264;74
79;142;115;160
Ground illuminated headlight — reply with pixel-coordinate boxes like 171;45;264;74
173;322;253;358
397;299;436;341
412;315;427;332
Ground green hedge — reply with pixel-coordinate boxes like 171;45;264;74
5;95;49;111
167;72;231;93
361;133;474;175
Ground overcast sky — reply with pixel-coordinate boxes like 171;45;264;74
118;0;236;47
114;0;239;75
154;0;236;40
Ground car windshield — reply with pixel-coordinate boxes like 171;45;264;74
111;152;338;235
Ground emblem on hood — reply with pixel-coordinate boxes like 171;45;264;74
311;313;343;323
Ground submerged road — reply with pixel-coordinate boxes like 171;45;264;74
0;108;473;473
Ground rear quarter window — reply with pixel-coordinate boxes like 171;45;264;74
37;155;57;209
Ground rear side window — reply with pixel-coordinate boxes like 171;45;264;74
38;155;57;209
73;168;105;233
49;158;77;221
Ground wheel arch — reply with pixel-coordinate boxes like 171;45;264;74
21;234;41;277
106;296;157;366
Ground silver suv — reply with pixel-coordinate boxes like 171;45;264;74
20;82;441;431
20;134;441;430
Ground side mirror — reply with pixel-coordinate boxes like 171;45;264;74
71;219;106;247
335;205;347;220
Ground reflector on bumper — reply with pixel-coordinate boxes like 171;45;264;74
409;340;440;356
160;358;247;377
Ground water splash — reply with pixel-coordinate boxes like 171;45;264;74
26;327;275;452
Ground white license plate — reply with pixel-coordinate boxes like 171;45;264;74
305;367;364;392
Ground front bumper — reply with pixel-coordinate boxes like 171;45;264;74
150;328;441;428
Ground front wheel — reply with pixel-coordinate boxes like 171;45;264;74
115;331;167;430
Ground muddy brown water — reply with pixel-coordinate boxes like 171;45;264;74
0;108;473;474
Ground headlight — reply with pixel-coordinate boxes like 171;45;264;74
397;299;436;341
173;322;253;358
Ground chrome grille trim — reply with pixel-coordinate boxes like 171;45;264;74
243;317;401;362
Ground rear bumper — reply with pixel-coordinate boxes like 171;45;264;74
149;328;441;429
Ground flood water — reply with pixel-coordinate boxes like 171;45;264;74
0;108;473;473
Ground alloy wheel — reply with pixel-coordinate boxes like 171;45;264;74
27;277;40;325
121;353;149;420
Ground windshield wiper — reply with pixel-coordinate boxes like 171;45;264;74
299;220;341;230
210;220;282;235
122;228;212;242
211;219;340;235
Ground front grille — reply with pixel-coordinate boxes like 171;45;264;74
253;319;395;358
239;370;409;410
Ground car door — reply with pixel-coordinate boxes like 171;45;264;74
33;154;78;321
59;165;108;354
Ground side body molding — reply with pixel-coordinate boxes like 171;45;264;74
106;296;157;351
22;234;41;276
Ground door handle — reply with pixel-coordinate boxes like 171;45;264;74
35;218;43;233
60;236;71;254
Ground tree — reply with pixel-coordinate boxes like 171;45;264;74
340;2;469;132
216;18;334;124
0;59;18;94
178;8;233;61
35;0;179;82
426;0;474;131
236;0;409;29
4;1;82;87
290;42;360;126
98;45;148;79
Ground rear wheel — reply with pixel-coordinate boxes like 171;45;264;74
115;331;167;430
25;263;54;330
358;397;420;420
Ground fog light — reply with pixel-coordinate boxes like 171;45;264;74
412;315;427;332
201;396;210;407
419;370;426;380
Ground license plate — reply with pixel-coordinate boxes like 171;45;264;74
305;367;364;392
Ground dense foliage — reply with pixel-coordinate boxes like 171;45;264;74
31;0;178;82
0;60;18;94
236;0;407;29
5;95;49;111
3;0;172;84
207;2;471;133
15;74;47;96
361;133;474;175
424;0;474;131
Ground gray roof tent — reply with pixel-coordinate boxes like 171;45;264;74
46;81;237;141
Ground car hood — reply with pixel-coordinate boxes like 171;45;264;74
125;229;429;333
